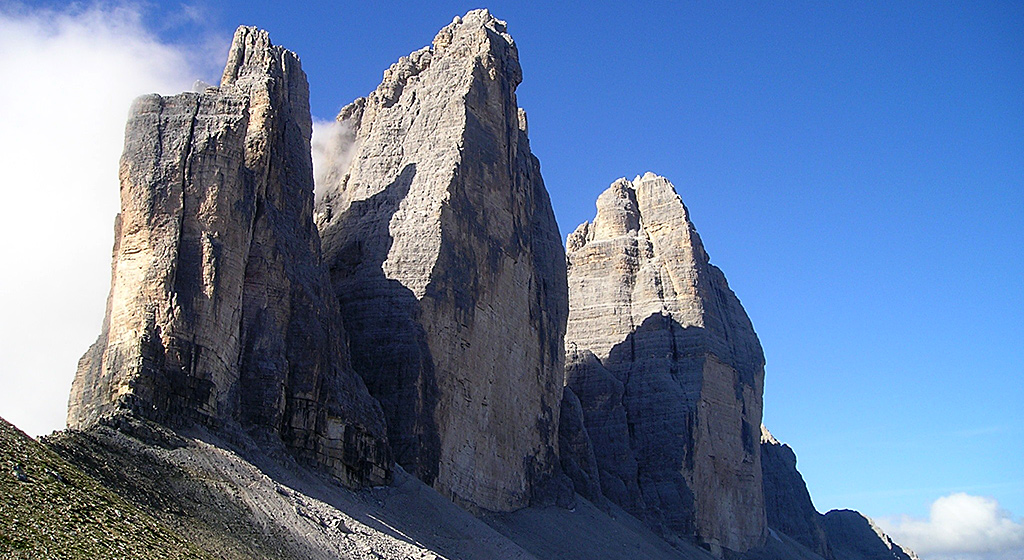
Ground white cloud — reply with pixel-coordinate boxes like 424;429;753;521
0;3;219;436
879;493;1024;560
311;117;359;202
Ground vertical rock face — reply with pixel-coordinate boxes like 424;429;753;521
557;386;603;505
315;10;568;512
760;426;832;559
561;173;766;553
67;27;391;487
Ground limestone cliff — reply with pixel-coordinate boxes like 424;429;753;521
315;10;568;512
557;385;603;505
67;27;390;487
561;173;766;554
58;12;921;559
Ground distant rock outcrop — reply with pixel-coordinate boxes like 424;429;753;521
760;426;832;558
759;426;919;560
67;26;390;487
315;10;568;512
821;510;918;560
561;173;767;554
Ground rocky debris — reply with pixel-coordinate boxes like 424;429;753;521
47;419;493;560
43;415;720;560
739;528;835;560
316;9;568;512
760;426;832;558
481;497;718;560
66;26;390;488
44;468;65;483
821;510;918;560
561;173;767;554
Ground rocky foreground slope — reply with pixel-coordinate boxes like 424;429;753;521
34;414;716;560
26;9;918;560
0;416;211;559
3;410;912;560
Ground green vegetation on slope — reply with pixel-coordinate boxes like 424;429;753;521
0;416;214;560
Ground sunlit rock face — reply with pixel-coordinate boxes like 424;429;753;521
561;173;767;554
315;10;568;512
67;26;391;488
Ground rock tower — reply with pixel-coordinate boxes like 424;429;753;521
67;27;391;487
561;173;767;554
316;10;568;512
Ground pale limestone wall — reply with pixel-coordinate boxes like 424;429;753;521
562;173;767;554
316;10;568;512
68;27;391;488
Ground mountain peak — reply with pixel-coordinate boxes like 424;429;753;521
67;26;390;488
314;11;566;512
562;174;767;554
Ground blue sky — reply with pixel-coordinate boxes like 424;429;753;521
1;2;1021;557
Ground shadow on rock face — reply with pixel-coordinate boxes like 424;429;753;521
564;312;762;551
322;164;443;486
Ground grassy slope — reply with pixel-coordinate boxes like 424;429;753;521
0;416;213;560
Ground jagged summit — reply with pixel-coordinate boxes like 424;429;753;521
316;7;525;233
561;173;767;554
359;9;520;116
67;26;391;488
315;10;568;512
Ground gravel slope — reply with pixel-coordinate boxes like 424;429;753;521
39;416;723;559
21;415;826;560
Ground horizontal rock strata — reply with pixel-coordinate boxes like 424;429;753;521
67;26;390;487
561;173;767;554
